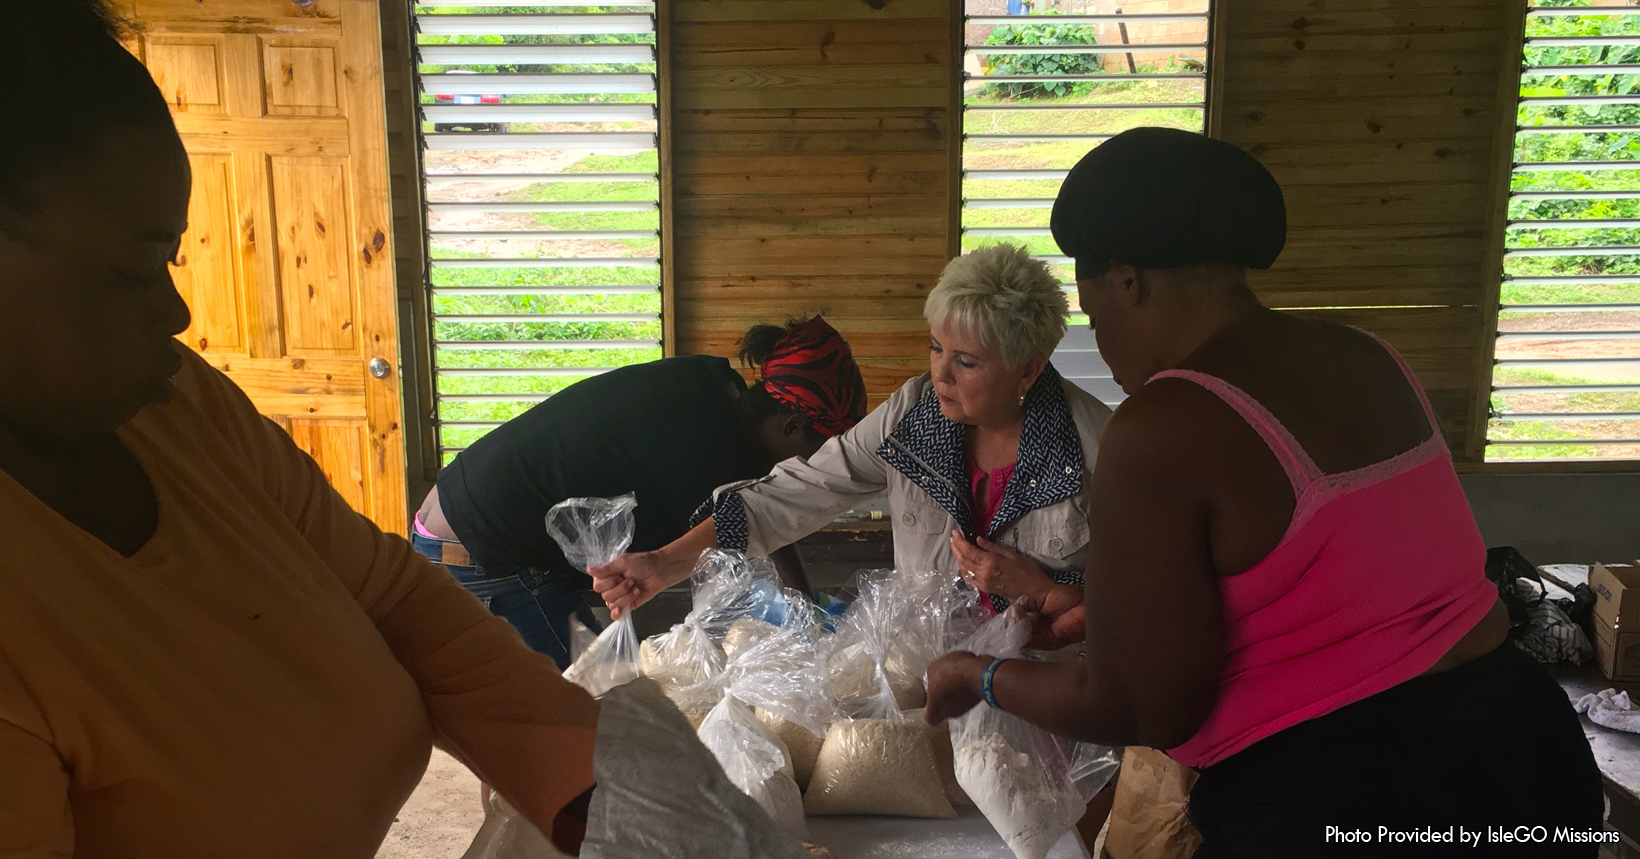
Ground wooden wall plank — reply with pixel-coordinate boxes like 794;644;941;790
673;65;948;110
1218;0;1522;460
669;0;956;399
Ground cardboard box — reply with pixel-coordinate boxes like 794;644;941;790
1591;563;1640;632
1593;621;1640;683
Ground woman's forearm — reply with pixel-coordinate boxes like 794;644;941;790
987;656;1139;747
655;518;719;584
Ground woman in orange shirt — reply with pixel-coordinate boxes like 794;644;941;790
0;4;597;856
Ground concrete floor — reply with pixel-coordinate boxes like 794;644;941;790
376;749;486;859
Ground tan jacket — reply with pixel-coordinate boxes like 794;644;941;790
703;365;1113;598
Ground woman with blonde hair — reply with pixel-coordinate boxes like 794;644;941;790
591;242;1111;622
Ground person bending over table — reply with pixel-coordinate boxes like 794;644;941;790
0;4;599;855
591;242;1112;626
923;128;1603;857
415;316;868;667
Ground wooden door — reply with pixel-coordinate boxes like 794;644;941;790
122;0;407;533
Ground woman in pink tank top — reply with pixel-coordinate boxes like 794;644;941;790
926;128;1602;856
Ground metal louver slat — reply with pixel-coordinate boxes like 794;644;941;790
424;172;653;184
418;0;654;6
424;132;655;151
420;73;655;94
428;201;656;214
968;14;1206;24
423;104;656;123
416;2;661;457
971;44;1206;55
973;73;1204;83
419;44;655;65
417;15;653;36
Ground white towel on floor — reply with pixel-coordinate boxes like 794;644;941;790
1573;688;1640;734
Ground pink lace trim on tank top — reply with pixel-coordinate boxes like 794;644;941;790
1145;333;1497;768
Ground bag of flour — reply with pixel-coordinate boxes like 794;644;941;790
547;495;642;698
950;608;1120;859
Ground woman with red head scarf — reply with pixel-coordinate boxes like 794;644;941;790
414;316;868;667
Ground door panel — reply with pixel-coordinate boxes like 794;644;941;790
271;157;357;355
264;43;342;117
290;419;369;515
175;152;246;355
146;40;226;114
125;0;407;534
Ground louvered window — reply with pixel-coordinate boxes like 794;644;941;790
1488;2;1640;460
961;0;1212;405
412;1;661;462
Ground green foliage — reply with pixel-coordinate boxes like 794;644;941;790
982;22;1102;98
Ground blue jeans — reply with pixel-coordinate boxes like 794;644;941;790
411;531;602;669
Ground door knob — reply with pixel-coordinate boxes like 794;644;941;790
369;357;391;380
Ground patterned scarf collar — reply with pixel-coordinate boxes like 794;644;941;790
876;363;1084;539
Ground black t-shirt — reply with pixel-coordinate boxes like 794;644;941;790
436;355;763;579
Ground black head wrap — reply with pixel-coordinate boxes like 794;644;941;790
1050;127;1287;280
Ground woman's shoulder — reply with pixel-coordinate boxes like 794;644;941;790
133;344;272;451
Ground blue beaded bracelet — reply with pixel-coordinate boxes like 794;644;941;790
980;657;1013;710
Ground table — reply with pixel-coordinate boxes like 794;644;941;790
805;808;1091;859
1551;662;1640;841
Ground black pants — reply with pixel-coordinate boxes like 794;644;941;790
1189;644;1605;858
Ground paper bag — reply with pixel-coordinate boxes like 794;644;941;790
1099;747;1202;859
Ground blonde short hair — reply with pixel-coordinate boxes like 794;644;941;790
923;244;1069;369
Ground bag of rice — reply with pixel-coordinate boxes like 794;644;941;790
950;608;1120;859
720;589;834;791
755;708;824;790
802;714;954;819
640;550;781;709
802;575;954;819
581;678;811;859
697;694;807;839
905;708;972;807
546;495;642;698
724;618;777;660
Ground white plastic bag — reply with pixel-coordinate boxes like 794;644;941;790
697;694;807;838
548;495;641;697
951;608;1120;859
562;615;641;698
581;678;811;859
461;790;571;859
543;493;637;573
825;570;981;712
